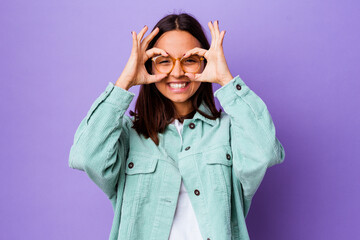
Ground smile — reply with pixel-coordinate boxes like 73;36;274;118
168;82;188;88
167;82;191;92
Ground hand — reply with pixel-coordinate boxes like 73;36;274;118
115;26;169;90
183;20;233;86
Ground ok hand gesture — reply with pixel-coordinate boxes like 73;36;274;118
115;26;169;90
183;20;233;86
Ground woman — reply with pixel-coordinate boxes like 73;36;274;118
69;13;285;240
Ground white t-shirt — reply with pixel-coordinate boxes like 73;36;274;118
168;119;203;240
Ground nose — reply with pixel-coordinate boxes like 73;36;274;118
170;59;185;78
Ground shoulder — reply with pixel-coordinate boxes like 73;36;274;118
122;114;135;133
204;110;230;129
218;110;230;122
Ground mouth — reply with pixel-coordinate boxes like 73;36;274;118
167;82;190;89
167;81;191;92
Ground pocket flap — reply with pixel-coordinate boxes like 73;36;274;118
204;145;233;166
125;154;159;175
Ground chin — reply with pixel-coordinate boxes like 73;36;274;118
168;96;191;103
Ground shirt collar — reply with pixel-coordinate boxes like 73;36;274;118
191;101;218;126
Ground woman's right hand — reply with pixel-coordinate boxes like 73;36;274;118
115;26;169;90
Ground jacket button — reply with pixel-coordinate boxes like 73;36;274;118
185;146;191;151
189;123;195;129
236;84;242;90
226;153;231;160
207;238;211;240
128;162;134;168
194;189;200;196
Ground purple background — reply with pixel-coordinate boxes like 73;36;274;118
1;0;359;239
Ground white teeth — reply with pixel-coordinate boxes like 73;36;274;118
169;83;187;88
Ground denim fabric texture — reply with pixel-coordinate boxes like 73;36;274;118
69;75;285;240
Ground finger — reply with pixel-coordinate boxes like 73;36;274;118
208;21;215;48
185;73;203;82
147;73;168;84
214;20;220;41
219;30;226;46
137;25;148;44
141;27;160;49
145;47;168;61
131;31;138;54
183;47;207;58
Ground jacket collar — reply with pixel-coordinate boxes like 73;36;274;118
191;101;218;126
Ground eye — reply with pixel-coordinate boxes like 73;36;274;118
155;56;172;65
182;56;200;64
159;60;171;64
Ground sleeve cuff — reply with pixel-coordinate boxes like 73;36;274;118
103;82;135;110
214;75;250;106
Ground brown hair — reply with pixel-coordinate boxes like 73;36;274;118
129;13;222;145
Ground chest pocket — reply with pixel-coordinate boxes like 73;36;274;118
123;153;159;204
125;155;158;175
204;145;233;193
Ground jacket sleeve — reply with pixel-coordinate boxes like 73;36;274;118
68;82;135;199
214;75;285;214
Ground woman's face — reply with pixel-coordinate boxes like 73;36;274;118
152;30;204;113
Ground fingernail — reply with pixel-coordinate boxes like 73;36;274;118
144;25;147;28
216;20;219;24
130;31;133;34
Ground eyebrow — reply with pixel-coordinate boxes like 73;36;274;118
163;53;183;58
163;53;196;58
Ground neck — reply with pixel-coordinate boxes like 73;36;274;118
173;101;194;117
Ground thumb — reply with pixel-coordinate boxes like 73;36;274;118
185;73;202;82
185;73;195;81
148;73;168;84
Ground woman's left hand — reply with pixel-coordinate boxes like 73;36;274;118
183;20;233;86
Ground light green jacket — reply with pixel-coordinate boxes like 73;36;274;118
69;75;285;240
